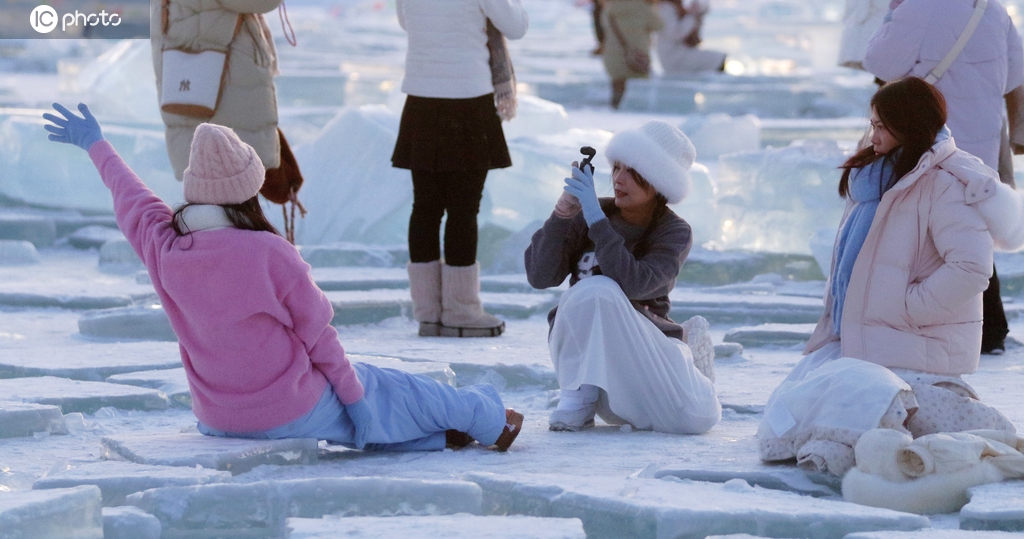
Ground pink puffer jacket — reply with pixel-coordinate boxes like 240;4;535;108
805;135;1024;375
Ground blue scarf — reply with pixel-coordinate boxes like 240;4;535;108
830;156;893;335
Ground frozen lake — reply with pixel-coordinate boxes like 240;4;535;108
2;0;1024;538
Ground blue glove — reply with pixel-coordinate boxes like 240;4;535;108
43;103;104;151
563;164;605;226
345;398;373;450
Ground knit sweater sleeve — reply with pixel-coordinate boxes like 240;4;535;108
88;141;176;270
588;214;691;300
280;252;365;405
524;212;586;289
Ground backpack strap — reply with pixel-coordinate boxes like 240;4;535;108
925;0;988;84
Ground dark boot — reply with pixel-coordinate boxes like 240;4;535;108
982;265;1009;355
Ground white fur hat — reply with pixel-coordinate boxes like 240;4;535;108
604;120;696;204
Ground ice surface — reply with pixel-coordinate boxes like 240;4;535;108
285;514;586;539
0;239;38;265
463;472;929;539
678;114;761;160
723;323;818;347
845;531;1024;538
102;432;318;475
669;288;824;325
102;505;161;539
126;477;483;538
0;342;181;381
0;402;66;439
98;237;144;273
0;112;183;214
959;482;1024;532
0;214;56;247
713;140;848;254
679;248;826;286
285;105;411;246
310;266;409;290
0;246;153;308
0;485;103;539
105;368;192;408
0;376;167;414
78;304;177;342
67;225;123;250
651;468;839;497
33;460;232;506
301;243;409;268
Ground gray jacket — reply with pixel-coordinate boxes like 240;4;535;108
524;199;692;339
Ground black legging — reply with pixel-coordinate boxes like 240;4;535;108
982;265;1009;352
408;169;488;267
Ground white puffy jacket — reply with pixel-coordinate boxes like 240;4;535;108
863;0;1024;168
396;0;529;98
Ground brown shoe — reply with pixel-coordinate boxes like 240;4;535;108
445;430;475;449
492;409;523;452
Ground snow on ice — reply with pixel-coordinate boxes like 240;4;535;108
2;0;1024;538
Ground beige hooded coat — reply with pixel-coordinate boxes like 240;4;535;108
151;0;282;180
804;135;1024;376
601;0;663;80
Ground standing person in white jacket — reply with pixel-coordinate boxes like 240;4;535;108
392;0;528;338
837;0;889;72
654;0;727;75
863;0;1024;355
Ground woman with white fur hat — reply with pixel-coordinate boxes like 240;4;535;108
43;103;524;453
525;120;720;434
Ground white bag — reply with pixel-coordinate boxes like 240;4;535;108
160;49;228;119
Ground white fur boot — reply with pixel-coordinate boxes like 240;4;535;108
407;261;442;336
681;315;715;383
440;262;505;337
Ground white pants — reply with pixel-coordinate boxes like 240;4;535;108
549;276;720;434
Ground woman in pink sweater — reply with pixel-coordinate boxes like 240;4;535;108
43;103;522;452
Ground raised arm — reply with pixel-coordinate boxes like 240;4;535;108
44;103;176;269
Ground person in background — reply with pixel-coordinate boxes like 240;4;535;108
837;0;889;72
655;0;726;74
863;0;1024;355
151;0;304;235
525;121;720;435
392;0;529;338
601;0;663;109
43;103;524;453
591;0;606;55
758;78;1024;477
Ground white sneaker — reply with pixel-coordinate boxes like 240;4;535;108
548;405;596;431
681;315;715;383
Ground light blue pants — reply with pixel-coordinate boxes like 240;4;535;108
198;363;506;451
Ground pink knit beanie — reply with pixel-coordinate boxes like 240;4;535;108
182;123;265;205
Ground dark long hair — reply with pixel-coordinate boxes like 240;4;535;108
838;77;947;198
171;196;281;238
600;166;671;257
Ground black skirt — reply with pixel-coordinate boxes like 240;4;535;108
391;93;512;172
